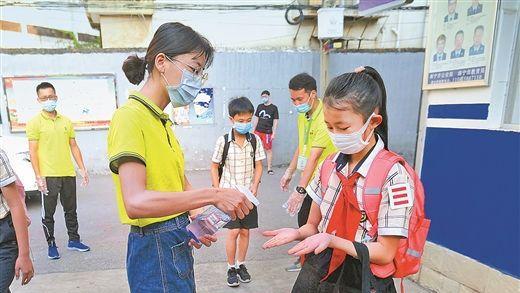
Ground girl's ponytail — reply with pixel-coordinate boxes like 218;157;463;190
324;65;389;149
361;66;389;149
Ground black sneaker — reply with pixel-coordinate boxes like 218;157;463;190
227;267;240;287
237;264;251;283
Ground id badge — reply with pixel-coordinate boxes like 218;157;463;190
297;155;308;171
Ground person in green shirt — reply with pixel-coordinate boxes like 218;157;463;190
279;73;337;272
26;82;90;260
109;22;253;292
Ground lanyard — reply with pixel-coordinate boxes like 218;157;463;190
303;116;313;147
302;101;322;154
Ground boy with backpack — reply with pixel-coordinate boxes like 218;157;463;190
211;97;266;287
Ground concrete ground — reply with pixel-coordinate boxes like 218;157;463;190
10;168;430;293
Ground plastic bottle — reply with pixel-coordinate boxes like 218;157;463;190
187;185;259;243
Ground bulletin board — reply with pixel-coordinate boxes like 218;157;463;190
3;74;117;132
422;0;498;90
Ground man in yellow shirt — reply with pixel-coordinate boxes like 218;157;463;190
26;82;90;260
279;73;336;272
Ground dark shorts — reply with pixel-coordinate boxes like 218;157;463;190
224;206;258;229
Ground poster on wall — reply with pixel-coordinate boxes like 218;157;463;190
3;74;117;132
423;0;498;90
170;88;214;125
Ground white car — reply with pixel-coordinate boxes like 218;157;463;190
0;135;39;199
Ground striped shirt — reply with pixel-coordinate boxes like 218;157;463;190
306;138;414;243
0;149;17;219
212;130;266;188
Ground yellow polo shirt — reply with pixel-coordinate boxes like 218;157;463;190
107;92;185;227
297;99;337;167
26;112;76;177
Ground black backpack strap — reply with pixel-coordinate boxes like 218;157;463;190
353;242;379;293
218;133;231;181
248;133;257;165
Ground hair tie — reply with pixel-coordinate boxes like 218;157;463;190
354;66;366;73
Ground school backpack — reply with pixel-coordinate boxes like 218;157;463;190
218;132;257;182
320;149;430;279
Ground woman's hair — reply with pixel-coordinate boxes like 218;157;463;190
122;22;215;85
323;66;389;148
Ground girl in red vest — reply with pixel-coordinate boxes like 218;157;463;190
263;66;416;292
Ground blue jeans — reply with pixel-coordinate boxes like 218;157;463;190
0;214;18;293
127;214;195;293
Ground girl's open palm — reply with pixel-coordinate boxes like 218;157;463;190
288;233;333;256
262;228;300;249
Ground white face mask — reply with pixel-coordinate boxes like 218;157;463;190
328;113;375;155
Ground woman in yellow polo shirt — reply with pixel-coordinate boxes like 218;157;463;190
108;22;253;292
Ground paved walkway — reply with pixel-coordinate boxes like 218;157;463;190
11;259;429;293
9;169;431;292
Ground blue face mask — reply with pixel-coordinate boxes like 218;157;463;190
233;122;253;134
162;57;204;108
295;103;311;113
261;97;269;104
295;95;314;114
41;100;57;112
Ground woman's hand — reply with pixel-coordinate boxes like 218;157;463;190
214;188;253;221
189;234;217;249
262;228;300;249
288;232;333;256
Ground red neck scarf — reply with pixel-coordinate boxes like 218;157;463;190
323;171;361;280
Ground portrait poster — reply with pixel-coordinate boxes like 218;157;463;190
171;88;214;125
423;0;498;90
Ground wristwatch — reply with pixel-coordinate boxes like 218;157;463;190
296;186;307;195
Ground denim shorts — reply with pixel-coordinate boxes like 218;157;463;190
126;214;195;293
0;214;18;293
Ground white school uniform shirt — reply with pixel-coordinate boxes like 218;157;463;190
212;130;266;189
306;137;415;243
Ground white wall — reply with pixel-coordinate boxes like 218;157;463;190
1;0;428;50
1;4;99;48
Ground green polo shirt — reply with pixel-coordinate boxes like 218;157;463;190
26;112;76;177
107;91;186;227
297;99;337;167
